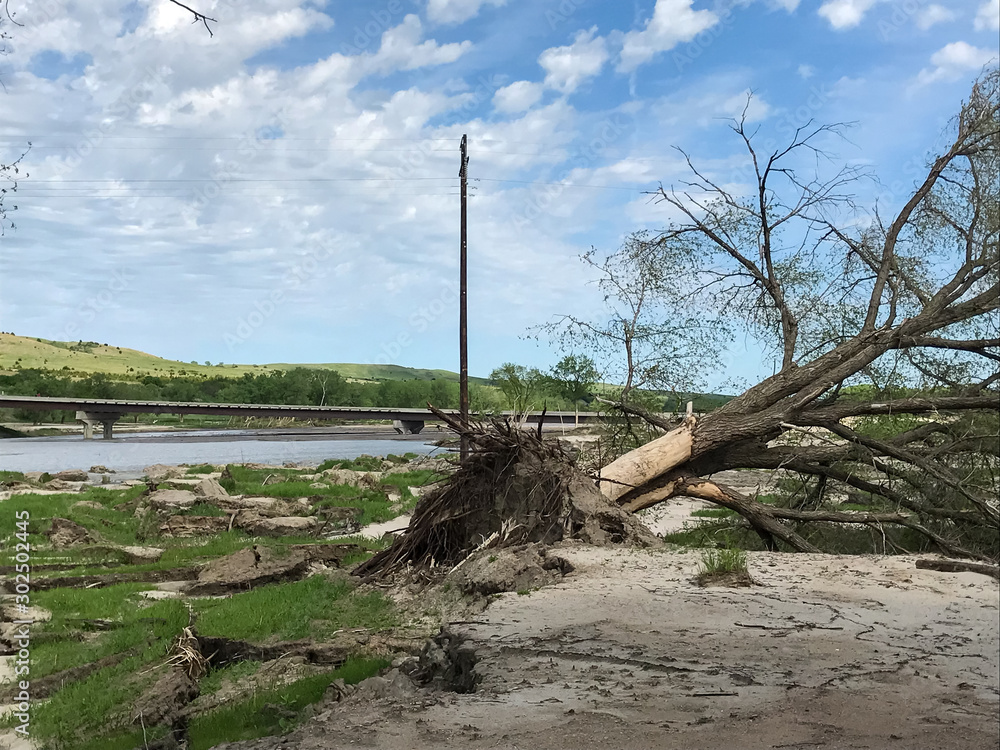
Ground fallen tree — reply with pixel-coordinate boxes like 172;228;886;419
576;69;1000;562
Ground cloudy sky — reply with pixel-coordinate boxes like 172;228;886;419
0;0;996;386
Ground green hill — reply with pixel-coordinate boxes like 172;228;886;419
0;333;485;383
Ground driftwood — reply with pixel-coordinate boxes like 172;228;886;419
915;558;1000;580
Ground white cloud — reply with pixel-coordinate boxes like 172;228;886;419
817;0;880;29
915;4;955;29
539;28;609;93
974;0;1000;30
653;82;773;129
617;0;719;72
364;15;472;74
916;41;997;85
798;64;815;79
770;0;802;11
493;80;544;113
426;0;506;24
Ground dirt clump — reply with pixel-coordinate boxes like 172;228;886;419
53;469;89;482
45;517;95;548
187;546;311;595
149;489;199;511
448;543;573;597
144;464;187;482
321;468;383;489
43;478;84;491
186;544;367;595
403;628;480;694
132;667;200;728
696;569;756;587
234;511;318;537
160;516;232;538
312;505;363;535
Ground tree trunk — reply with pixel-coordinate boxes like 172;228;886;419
598;418;694;503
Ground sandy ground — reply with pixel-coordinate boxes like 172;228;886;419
219;546;1000;750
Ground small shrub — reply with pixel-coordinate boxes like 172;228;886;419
186;464;217;475
699;547;748;576
696;548;752;587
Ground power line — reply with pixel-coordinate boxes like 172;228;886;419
477;177;652;192
0;134;465;142
26;177;460;183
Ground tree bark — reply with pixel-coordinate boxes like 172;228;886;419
598;418;695;503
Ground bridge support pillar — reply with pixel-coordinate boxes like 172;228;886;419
76;411;123;440
392;419;425;435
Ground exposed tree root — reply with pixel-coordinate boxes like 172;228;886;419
354;409;654;581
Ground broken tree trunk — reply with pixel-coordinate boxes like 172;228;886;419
597;417;695;503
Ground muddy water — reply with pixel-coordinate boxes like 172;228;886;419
0;427;442;474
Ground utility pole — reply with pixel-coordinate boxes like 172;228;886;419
459;134;470;461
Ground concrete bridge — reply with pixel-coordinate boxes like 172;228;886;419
0;395;599;439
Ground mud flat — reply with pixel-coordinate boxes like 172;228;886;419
217;546;1000;750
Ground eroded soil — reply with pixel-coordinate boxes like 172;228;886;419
216;546;1000;750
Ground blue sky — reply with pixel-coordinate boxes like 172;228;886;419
0;0;996;390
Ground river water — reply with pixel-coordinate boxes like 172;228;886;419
0;427;443;475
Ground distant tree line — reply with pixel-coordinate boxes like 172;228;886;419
0;368;465;422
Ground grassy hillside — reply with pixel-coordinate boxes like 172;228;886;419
0;334;485;383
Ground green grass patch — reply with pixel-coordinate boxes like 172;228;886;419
662;519;768;551
0;486;147;563
27;644;174;747
194;576;397;642
187;656;389;750
699;547;748;576
378;469;445;491
0;469;26;482
5;593;188;748
186;464;218;475
384;452;419;464
29;588;188;678
690;508;737;519
229;468;401;526
316;455;384;472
